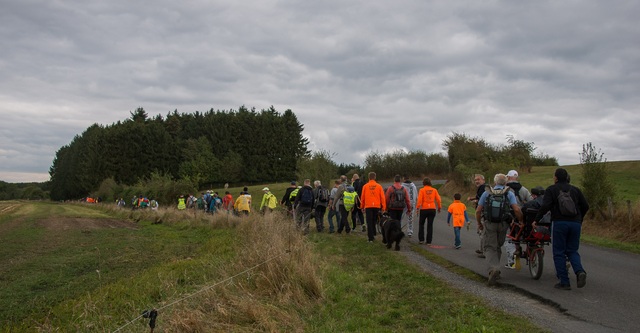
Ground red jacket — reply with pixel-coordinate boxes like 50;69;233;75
385;183;412;211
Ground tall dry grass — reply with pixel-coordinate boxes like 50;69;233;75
583;200;640;243
157;211;323;332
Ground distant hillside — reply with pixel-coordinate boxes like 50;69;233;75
518;161;640;203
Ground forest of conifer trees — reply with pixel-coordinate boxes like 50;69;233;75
48;106;309;200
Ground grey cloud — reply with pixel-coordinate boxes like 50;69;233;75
1;1;639;182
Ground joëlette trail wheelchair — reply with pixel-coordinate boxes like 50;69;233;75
506;208;551;280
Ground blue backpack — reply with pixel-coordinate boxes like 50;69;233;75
300;187;314;206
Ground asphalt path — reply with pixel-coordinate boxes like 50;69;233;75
400;208;640;332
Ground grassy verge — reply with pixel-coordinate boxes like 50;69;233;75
1;201;545;332
304;232;542;332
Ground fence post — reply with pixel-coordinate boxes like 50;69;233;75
628;200;632;229
608;197;614;220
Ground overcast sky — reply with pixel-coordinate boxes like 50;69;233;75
1;1;639;183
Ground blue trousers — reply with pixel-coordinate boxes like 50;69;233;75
327;208;340;233
552;221;585;285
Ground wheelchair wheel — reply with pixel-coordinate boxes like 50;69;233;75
528;249;544;280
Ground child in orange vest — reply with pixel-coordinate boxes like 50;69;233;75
447;193;470;249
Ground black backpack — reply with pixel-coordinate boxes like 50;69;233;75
317;187;329;203
557;188;577;216
300;187;314;206
483;187;512;223
389;186;406;209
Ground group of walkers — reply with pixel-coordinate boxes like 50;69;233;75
281;167;590;292
176;190;244;215
115;195;158;210
277;173;448;247
473;168;590;290
139;166;589;292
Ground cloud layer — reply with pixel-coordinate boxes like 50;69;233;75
1;1;639;182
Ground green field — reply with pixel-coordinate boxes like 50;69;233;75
2;162;637;331
0;201;544;332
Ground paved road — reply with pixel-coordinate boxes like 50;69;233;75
402;209;639;332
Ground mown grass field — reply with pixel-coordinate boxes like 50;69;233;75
0;201;544;332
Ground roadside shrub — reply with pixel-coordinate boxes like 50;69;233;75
580;143;616;220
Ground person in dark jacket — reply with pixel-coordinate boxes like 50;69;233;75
281;181;297;217
294;179;315;235
468;174;486;257
534;168;590;290
351;174;365;231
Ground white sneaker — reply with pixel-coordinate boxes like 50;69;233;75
505;263;515;269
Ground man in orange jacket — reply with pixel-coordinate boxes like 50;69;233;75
360;171;386;242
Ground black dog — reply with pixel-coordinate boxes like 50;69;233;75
379;213;404;251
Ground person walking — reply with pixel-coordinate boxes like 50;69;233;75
468;174;486;258
401;175;418;237
476;173;523;286
327;180;341;233
415;177;442;245
343;185;359;231
505;169;533;269
447;193;470;249
332;175;351;234
234;189;251;216
351;174;365;232
177;195;186;210
294;179;315;235
385;174;412;223
222;191;234;214
534;168;590;290
260;187;277;214
281;181;297;217
360;172;386;242
313;180;329;232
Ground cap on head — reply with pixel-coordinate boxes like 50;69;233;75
290;181;296;185
262;187;269;191
507;170;519;178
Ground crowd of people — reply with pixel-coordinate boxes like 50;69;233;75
473;168;589;290
273;167;590;292
115;167;589;291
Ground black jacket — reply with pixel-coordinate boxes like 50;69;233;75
534;181;589;223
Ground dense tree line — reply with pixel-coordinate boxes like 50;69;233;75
49;106;309;201
0;181;49;201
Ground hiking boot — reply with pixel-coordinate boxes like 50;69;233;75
475;249;483;254
577;271;587;288
488;270;501;286
554;283;571;290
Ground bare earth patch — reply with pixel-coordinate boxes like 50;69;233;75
37;218;139;231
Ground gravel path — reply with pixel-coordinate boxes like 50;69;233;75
399;248;623;333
